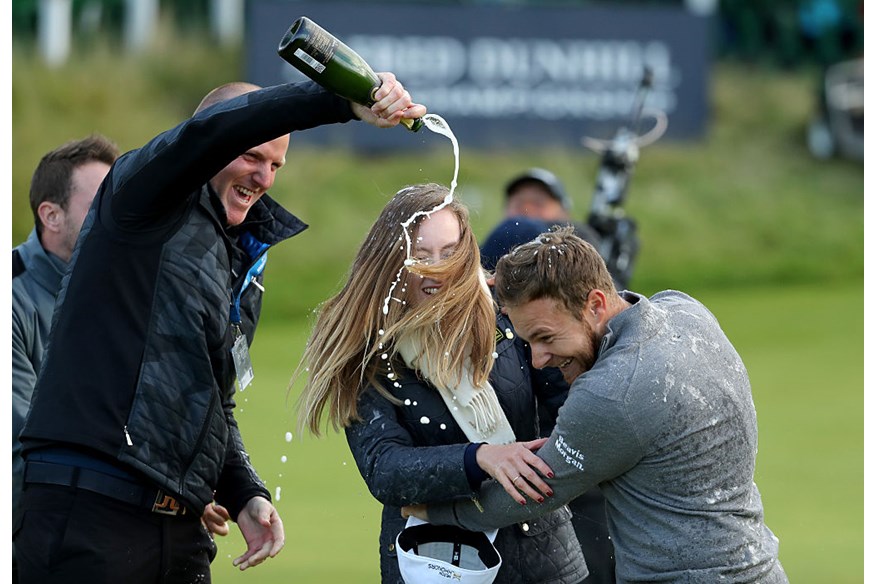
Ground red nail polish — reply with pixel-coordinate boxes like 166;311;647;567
547;472;554;479
520;500;526;506
547;491;554;497
537;497;544;503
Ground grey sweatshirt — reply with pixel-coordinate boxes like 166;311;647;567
12;229;68;530
428;290;788;583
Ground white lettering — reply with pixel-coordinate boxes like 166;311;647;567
554;435;586;472
350;35;677;88
323;34;681;124
414;85;676;120
349;35;467;84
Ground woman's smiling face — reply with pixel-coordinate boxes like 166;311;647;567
406;208;461;310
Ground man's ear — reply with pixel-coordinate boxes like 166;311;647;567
585;289;609;323
37;201;64;234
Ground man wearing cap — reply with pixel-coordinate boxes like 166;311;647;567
504;168;577;223
407;228;789;584
480;168;599;272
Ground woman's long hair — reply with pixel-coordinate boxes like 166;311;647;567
294;184;496;436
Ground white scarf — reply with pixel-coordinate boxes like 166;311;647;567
397;337;516;446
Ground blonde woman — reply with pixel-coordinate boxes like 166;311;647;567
295;184;587;583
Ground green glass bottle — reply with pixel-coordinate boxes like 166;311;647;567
278;17;423;132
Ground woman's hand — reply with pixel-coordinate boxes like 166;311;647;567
201;502;231;537
475;439;555;505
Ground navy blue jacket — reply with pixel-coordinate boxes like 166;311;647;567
21;82;355;518
346;311;588;584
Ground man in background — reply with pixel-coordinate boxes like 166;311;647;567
481;168;599;271
12;134;120;583
503;167;579;223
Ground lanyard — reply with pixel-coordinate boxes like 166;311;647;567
230;231;270;325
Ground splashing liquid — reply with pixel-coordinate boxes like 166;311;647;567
382;114;460;316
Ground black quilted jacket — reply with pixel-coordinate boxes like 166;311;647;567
346;311;589;583
21;82;354;518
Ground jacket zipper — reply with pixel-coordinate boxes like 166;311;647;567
179;387;220;496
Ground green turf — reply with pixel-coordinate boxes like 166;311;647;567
702;282;864;583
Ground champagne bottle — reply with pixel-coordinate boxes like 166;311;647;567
278;17;423;132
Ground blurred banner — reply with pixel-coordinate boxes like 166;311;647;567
246;1;711;150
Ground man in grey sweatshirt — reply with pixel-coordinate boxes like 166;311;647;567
406;227;788;583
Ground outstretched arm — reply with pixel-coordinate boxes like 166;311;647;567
414;374;644;531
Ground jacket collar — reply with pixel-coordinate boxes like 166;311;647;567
201;187;308;247
15;229;67;295
598;290;662;356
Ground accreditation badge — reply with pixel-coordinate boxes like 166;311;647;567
231;326;254;390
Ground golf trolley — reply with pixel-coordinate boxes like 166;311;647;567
582;67;667;290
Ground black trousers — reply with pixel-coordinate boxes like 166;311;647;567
15;483;217;584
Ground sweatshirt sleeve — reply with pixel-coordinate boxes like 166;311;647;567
12;302;38;526
428;350;646;531
345;386;477;507
103;81;354;233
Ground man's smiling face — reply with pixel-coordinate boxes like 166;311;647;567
506;296;601;384
210;135;289;226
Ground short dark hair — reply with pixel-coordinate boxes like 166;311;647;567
494;225;616;318
29;134;119;234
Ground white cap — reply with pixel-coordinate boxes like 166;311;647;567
396;517;502;584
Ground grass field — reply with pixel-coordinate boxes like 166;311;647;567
204;279;863;583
